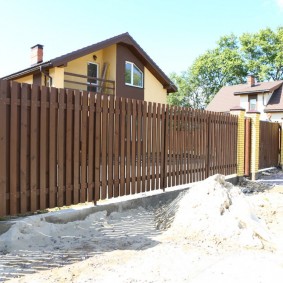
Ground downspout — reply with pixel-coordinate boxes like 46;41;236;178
40;66;53;87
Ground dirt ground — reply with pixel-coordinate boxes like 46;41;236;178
1;171;283;283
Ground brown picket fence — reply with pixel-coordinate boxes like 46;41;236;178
0;80;238;217
259;121;281;169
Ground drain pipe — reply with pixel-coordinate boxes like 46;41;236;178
40;66;53;87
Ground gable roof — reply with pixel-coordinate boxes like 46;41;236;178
1;32;177;93
206;80;283;113
233;81;283;95
206;84;241;112
265;85;283;112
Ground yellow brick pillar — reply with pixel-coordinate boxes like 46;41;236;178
230;107;245;177
246;111;260;180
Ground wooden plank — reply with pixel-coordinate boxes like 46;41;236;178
114;98;120;197
73;90;81;204
156;104;161;189
65;89;74;206
88;92;95;201
120;98;126;196
9;82;21;215
131;99;137;194
29;84;40;213
108;95;114;198
168;106;173;187
101;94;108;199
0;80;10;216
58;88;66;207
151;103;157;190
39;87;48;210
94;94;102;202
136;101;142;193
126;99;132;195
80;91;88;203
181;107;185;184
160;104;167;190
141;101;147;192
49;87;58;208
146;102;152;191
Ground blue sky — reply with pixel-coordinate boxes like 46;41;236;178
0;0;283;77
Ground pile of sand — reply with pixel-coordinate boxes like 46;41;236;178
164;174;273;249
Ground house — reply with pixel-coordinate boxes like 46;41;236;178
1;33;177;104
206;75;283;121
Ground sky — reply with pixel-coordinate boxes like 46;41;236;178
0;0;283;78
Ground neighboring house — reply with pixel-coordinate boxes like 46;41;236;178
1;33;177;104
206;75;283;121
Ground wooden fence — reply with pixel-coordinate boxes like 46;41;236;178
259;121;281;169
0;80;238;217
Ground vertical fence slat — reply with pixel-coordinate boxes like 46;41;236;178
49;87;57;208
73;90;81;204
136;101;142;193
151;103;157;190
30;85;40;213
146;102;152;191
108;95;114;198
10;82;20;215
114;98;120;197
161;104;167;190
39;87;48;210
0;80;8;216
141;101;147;192
131;99;137;194
88;92;95;201
126;99;131;195
120;98;126;196
156;104;161;189
94;94;101;202
65;89;74;206
58;89;66;207
101;94;108;199
80;91;88;203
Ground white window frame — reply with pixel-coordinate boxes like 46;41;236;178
87;62;99;90
125;61;143;88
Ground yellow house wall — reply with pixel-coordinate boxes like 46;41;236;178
14;75;33;84
144;67;167;104
103;44;116;94
49;67;64;88
64;50;104;91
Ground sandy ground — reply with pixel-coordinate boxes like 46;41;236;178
1;173;283;283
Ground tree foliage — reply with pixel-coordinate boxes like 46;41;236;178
168;27;283;108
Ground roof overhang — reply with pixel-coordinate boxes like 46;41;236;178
234;90;270;95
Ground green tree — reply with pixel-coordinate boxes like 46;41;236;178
168;27;283;108
240;27;283;81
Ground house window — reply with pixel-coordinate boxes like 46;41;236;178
125;61;143;88
249;95;257;111
87;62;99;92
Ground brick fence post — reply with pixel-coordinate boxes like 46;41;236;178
245;111;260;180
230;107;245;178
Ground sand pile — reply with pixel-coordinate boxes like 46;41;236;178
165;174;273;249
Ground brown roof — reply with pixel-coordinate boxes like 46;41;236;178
233;81;283;95
206;85;241;112
1;33;177;93
265;85;283;112
206;81;283;113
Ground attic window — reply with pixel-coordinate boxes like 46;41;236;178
125;61;143;88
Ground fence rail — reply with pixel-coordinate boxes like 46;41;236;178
0;80;238;217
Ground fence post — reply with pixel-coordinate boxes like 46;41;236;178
280;123;283;168
245;111;260;180
230;107;245;178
